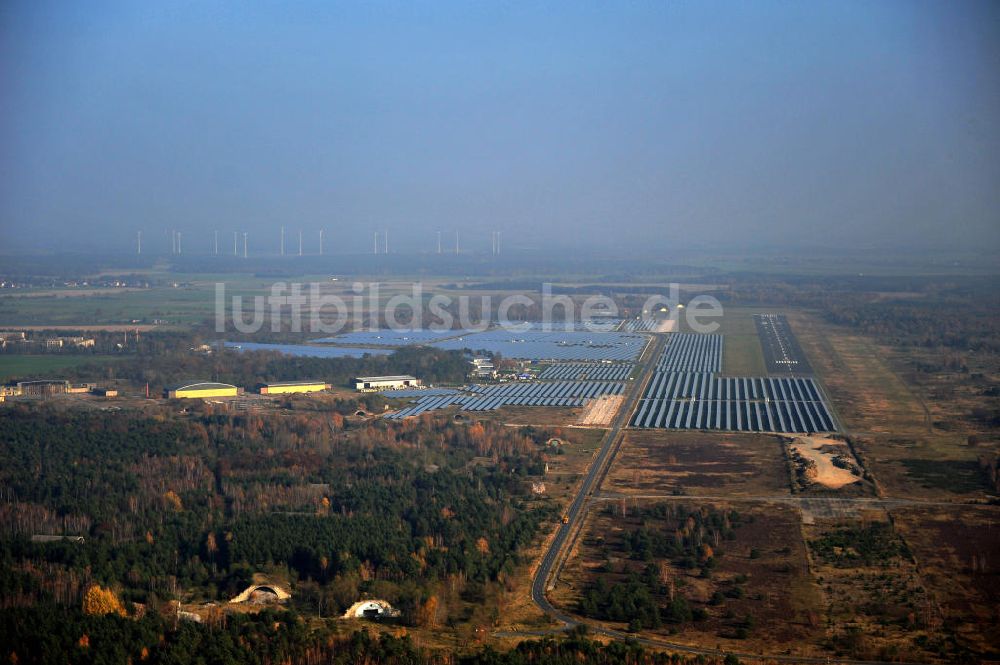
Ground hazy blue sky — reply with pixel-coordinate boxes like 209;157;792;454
1;1;998;254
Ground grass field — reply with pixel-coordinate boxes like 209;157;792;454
0;354;122;381
891;505;1000;656
687;306;766;376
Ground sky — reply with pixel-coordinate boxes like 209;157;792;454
1;1;998;255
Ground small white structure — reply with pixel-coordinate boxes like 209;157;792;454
342;599;400;619
354;375;420;392
470;357;495;378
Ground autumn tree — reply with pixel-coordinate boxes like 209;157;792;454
83;585;127;617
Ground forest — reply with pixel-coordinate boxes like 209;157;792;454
0;606;751;665
578;504;746;634
0;403;557;628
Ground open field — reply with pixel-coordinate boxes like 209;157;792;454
602;430;790;497
0;354;123;381
788;311;995;500
0;286;220;326
803;516;947;662
699;306;766;376
0;324;162;332
552;500;827;658
891;505;1000;656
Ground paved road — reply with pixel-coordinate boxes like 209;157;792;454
530;334;663;610
525;332;933;665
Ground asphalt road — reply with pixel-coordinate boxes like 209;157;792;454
530;333;663;617
525;332;931;665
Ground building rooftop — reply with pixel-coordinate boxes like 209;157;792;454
354;375;418;382
166;381;237;391
260;380;328;387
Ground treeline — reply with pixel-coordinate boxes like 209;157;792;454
41;342;472;389
0;606;746;665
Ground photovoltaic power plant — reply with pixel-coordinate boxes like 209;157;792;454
380;388;461;398
656;333;723;372
225;341;392;358
632;332;836;433
314;329;471;346
385;380;624;419
631;373;836;432
430;330;645;362
518;321;622;332
538;363;633;381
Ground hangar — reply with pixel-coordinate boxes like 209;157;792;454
257;380;330;395
164;381;239;399
354;375;421;392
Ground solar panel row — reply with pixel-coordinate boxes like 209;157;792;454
657;333;723;372
621;319;659;332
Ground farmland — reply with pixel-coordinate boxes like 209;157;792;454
0;354;123;381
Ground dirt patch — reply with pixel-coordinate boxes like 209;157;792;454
789;436;861;490
577;395;623;426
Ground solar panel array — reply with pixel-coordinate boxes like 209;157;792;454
538;363;633;381
314;329;469;346
518;321;622;332
225;341;392;358
381;388;461;398
385;380;624;419
621;318;659;332
431;330;646;361
631;334;836;433
632;373;835;432
657;334;723;372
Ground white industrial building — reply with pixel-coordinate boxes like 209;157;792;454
353;375;421;392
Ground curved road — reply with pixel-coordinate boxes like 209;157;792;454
526;333;930;665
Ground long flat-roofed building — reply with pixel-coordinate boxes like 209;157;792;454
354;375;420;392
257;380;330;395
16;380;70;397
164;381;239;399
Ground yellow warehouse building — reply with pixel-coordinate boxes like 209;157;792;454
257;381;330;395
164;381;239;399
